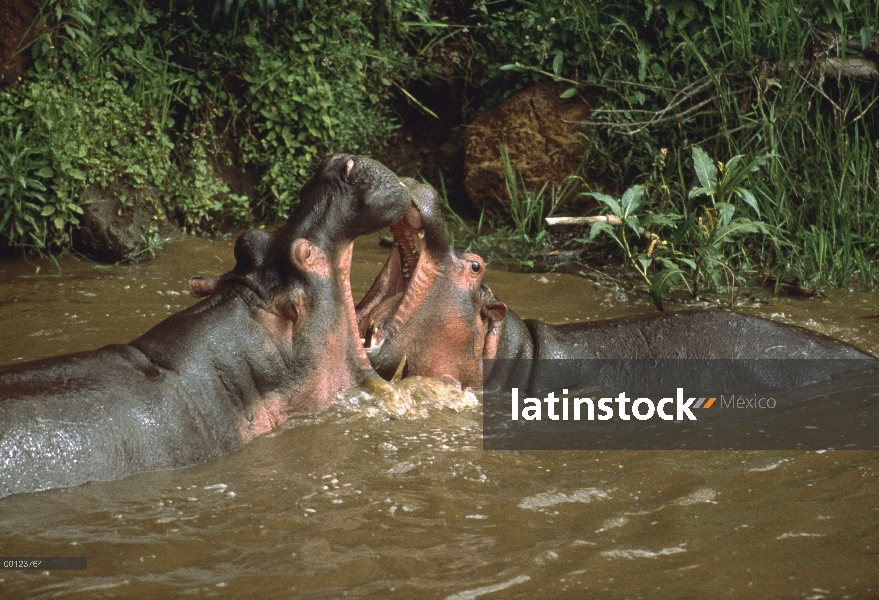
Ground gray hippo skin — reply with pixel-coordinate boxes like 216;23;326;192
0;154;412;498
356;179;876;389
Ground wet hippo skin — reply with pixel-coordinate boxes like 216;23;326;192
0;155;412;498
357;180;877;389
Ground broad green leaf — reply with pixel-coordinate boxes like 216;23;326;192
649;267;685;311
671;211;698;243
712;218;767;244
628;91;646;105
552;51;564;76
707;265;724;291
734;188;760;217
691;146;717;189
69;168;87;181
715;201;735;226
626;215;641;237
678;257;697;270
620;185;645;218
68;9;95;25
584;192;622;217
559;87;578;99
640;213;681;228
723;153;744;176
36;167;53;178
584;191;615;205
697;244;721;261
243;34;259;48
688;186;714;200
41;205;56;217
588;221;620;246
637;44;649;82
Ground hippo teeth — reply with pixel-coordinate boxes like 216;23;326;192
397;231;419;282
363;323;374;348
363;321;383;349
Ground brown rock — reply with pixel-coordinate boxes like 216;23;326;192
72;183;179;263
463;82;591;210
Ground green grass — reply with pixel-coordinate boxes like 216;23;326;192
3;0;878;295
0;0;436;254
468;0;879;290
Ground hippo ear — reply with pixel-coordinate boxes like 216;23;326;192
481;300;507;322
290;238;330;276
188;276;219;298
479;284;507;322
233;229;272;275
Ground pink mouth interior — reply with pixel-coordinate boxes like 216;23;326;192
355;204;426;351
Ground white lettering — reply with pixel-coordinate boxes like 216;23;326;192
676;387;697;420
615;392;631;420
545;392;559;420
574;397;594;420
632;398;655;420
511;387;519;420
658;397;674;420
598;398;613;421
522;396;541;420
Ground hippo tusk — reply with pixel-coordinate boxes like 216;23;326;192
390;354;407;383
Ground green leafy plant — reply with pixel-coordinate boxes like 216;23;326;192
495;145;576;269
428;150;572;269
469;0;879;289
0;123;79;252
498;144;570;266
237;4;407;217
587;146;770;310
585;184;652;284
0;0;439;253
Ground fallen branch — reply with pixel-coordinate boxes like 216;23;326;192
546;215;622;226
819;56;879;81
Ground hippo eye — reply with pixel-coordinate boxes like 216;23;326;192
470;261;481;273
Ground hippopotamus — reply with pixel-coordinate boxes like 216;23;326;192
0;154;412;498
356;179;877;390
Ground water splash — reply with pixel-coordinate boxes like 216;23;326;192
337;374;479;419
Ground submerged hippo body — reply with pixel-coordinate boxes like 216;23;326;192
0;155;411;498
357;180;876;390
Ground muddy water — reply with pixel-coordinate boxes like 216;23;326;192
1;235;878;599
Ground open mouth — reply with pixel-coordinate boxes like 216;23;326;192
355;191;429;354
